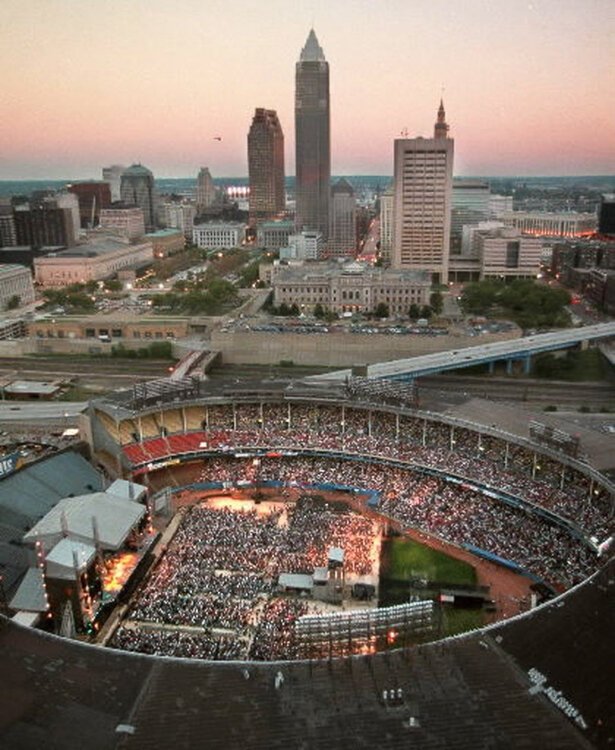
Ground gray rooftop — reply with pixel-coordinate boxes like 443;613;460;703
9;567;47;612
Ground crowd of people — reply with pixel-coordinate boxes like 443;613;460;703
130;403;612;540
185;455;599;587
110;498;379;660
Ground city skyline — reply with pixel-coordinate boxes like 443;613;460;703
1;0;614;179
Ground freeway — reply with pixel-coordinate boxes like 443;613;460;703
309;321;615;382
0;401;87;422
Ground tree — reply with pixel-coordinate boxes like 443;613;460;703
5;295;20;311
313;303;325;319
374;302;389;319
419;305;433;319
408;303;421;320
104;279;123;293
429;291;443;316
289;303;300;316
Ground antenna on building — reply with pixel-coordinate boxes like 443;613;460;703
400;128;409;137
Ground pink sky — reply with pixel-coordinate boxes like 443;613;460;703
1;0;614;179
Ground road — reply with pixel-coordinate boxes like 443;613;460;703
358;218;379;261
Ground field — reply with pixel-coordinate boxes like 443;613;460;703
381;537;477;588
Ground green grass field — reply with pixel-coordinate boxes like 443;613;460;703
382;537;477;587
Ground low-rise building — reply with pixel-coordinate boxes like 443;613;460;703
272;261;431;315
500;210;596;238
28;313;190;342
33;238;153;287
0;264;35;310
281;231;323;260
159;202;196;240
192;222;245;249
256;220;294;250
145;229;185;258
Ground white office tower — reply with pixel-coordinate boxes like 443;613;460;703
102;165;126;202
392;100;454;283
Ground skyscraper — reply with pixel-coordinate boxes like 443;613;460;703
120;164;157;232
329;178;356;257
102;165;126;202
248;108;285;225
295;29;330;240
196;167;216;213
392;101;454;283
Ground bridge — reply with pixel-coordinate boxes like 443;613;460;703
309;322;615;382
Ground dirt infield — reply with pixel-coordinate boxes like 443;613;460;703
160;486;536;623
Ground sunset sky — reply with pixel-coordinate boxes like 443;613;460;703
1;0;614;179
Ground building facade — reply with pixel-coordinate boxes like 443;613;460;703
248;109;285;225
256;220;294;250
99;207;145;240
145;229;185;258
192;222;245;250
159;202;196;240
379;189;394;263
450;180;490;253
33;239;153;287
476;227;542;280
598;194;615;236
0;265;35;310
120;165;157;232
295;29;330;239
14;204;76;248
328;178;356;258
66;181;112;229
489;194;513;219
196;168;216;212
102;165;126;203
392;101;454;283
281;231;323;260
272;262;430;315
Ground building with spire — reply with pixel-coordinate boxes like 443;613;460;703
392;101;454;283
248;109;285;225
295;29;330;240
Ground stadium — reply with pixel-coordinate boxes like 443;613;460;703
0;374;613;749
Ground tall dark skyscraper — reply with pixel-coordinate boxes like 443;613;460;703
120;164;157;232
295;29;330;240
248;108;285;225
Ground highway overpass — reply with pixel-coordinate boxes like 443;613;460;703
309;322;615;382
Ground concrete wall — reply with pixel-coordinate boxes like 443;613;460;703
0;338;155;357
210;328;522;367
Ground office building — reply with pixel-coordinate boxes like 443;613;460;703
272;261;430;315
392;101;454;283
67;181;112;229
14;203;76;249
159;201;196;240
0;265;36;310
102;165;126;202
450;180;490;253
328;178;356;258
120;165;157;232
192;222;245;250
598;194;615;235
476;227;542;280
295;29;330;239
0;200;16;247
99;207;146;240
248;109;285;225
379;188;394;263
489;194;513;219
145;229;185;258
196;167;216;212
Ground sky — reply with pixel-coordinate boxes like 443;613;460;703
1;0;614;179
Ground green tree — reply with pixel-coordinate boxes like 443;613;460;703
374;302;389;318
419;305;433;319
429;291;443;316
408;303;421;320
289;302;300;316
104;279;123;292
5;295;20;310
313;303;325;319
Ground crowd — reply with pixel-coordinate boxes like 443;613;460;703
110;498;379;660
189;455;600;587
129;402;612;539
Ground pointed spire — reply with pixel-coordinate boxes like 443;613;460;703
300;28;326;62
434;98;449;139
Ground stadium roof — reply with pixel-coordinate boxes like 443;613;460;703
23;492;144;551
106;478;147;503
9;567;47;613
46;538;96;580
